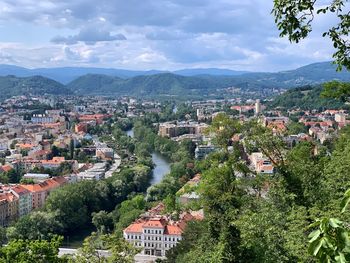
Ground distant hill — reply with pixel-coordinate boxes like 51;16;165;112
0;62;349;100
0;62;348;85
243;62;350;87
0;75;71;101
66;62;350;98
0;65;168;84
67;73;276;98
0;65;249;84
173;68;249;76
267;85;346;110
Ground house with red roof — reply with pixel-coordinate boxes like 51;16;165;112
123;207;203;258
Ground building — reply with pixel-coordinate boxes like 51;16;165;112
75;123;88;133
158;123;177;138
335;113;346;123
0;192;19;226
255;99;261;115
96;147;114;160
10;185;32;217
23;173;50;182
158;122;209;138
31;114;54;124
231;105;255;113
21;177;67;209
195;145;216;160
124;210;203;257
76;163;106;181
250;152;274;174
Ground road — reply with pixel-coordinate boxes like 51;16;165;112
105;153;121;178
59;249;161;262
58;248;110;257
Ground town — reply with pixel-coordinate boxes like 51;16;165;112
0;89;348;262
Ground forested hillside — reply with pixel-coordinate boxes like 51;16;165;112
268;85;347;110
0;62;349;100
0;75;71;100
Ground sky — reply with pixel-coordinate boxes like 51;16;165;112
0;0;342;71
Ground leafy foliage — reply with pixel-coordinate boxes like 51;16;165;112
272;0;350;70
268;85;346;110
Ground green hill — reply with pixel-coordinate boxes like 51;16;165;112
66;62;350;98
0;75;71;100
267;85;347;110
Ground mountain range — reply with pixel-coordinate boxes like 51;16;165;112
0;62;349;101
0;65;248;84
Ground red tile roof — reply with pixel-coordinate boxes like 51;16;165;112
142;219;165;228
124;223;144;233
165;225;183;235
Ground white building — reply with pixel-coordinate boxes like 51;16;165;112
76;163;106;181
255;99;261;115
335;113;346;123
124;217;183;257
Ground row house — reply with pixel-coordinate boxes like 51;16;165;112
9;185;32;217
0;177;67;226
18;157;78;172
0;192;19;226
21;176;67;209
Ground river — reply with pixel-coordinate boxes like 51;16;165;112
126;128;170;186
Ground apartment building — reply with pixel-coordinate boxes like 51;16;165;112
22;177;67;209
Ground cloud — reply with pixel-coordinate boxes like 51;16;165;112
51;27;126;45
0;0;345;71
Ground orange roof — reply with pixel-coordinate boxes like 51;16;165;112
41;157;65;165
21;177;67;193
17;143;36;149
0;165;13;172
42;122;63;128
0;192;18;203
32;150;51;156
124;223;144;233
79;114;110;121
165;225;183;235
143;219;164;228
10;185;30;195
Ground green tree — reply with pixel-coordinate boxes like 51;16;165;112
92;211;113;234
272;0;350;70
207;113;241;150
70;233;139;263
7;211;63;241
308;189;350;262
321;81;350;102
0;236;65;263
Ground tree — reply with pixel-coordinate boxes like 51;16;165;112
70;233;106;263
206;113;241;150
308;189;350;262
7;211;63;241
321;81;350;102
70;233;139;263
0;235;65;263
92;211;113;234
272;0;350;70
